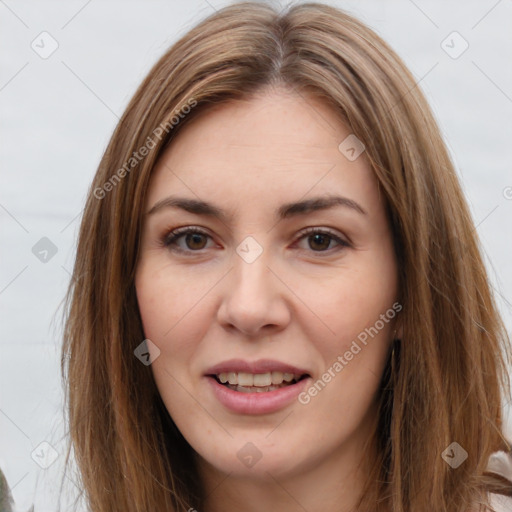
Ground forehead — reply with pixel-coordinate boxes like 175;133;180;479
146;89;382;219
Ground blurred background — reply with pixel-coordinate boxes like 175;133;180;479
1;0;511;509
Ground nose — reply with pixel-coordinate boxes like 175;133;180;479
216;246;291;337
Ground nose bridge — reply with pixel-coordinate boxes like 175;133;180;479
231;236;275;307
233;243;271;298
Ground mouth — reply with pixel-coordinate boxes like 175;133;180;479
204;359;312;414
208;371;310;393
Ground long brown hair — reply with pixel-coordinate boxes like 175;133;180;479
61;2;512;511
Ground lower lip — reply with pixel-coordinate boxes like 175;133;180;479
206;376;310;415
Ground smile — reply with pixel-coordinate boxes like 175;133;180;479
204;359;312;414
213;371;308;393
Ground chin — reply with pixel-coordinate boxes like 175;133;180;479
196;437;311;480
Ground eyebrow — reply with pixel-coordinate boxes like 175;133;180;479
146;194;367;220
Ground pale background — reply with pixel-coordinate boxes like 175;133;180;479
1;0;511;510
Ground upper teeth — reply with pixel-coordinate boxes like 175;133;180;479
216;371;301;386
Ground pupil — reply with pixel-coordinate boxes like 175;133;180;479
187;233;206;250
310;233;330;251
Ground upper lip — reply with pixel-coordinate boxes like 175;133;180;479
205;359;311;376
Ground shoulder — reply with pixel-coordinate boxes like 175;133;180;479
488;451;512;481
486;450;512;512
488;492;512;512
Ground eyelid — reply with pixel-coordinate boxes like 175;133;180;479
295;226;350;245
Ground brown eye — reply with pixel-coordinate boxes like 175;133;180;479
163;227;213;253
307;233;333;251
296;228;350;254
184;232;208;250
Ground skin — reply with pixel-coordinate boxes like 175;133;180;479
135;85;401;512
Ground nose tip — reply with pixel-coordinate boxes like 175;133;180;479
216;250;291;337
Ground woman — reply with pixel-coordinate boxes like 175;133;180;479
61;2;512;511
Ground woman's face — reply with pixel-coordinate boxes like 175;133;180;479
135;87;400;482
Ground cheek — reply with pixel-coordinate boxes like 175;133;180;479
135;266;219;443
135;263;215;365
300;258;397;407
136;260;190;336
304;264;396;346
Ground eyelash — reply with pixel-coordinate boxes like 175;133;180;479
161;226;351;256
